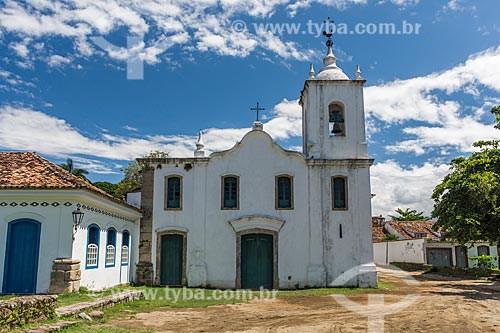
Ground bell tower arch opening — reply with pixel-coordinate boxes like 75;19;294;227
328;102;345;137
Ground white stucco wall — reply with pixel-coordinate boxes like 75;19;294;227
424;242;499;268
373;240;499;267
0;190;140;293
0;195;73;294
373;239;426;265
301;80;368;160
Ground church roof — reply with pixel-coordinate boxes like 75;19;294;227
0;152;138;211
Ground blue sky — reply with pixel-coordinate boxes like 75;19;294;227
1;0;500;217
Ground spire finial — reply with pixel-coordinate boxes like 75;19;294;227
322;17;334;48
355;64;363;80
322;17;337;67
194;130;205;157
309;63;315;79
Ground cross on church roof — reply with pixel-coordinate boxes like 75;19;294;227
323;17;334;48
250;102;265;122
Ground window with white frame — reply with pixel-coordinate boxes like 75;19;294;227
121;230;130;265
106;228;116;267
86;225;100;268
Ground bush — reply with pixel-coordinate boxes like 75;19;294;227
470;255;499;269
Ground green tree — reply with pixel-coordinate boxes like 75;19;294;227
381;234;398;242
432;106;500;246
114;151;169;200
93;181;119;197
60;158;90;182
388;208;429;221
115;161;142;200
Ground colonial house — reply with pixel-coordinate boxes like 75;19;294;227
0;152;141;294
134;37;377;289
372;219;499;268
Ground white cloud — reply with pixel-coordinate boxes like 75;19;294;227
47;54;71;67
0;98;302;172
365;46;500;155
371;160;450;218
9;39;30;58
0;0;416;67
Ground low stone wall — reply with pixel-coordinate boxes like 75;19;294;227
0;295;57;332
55;290;143;317
49;258;81;294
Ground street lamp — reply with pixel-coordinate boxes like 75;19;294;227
72;207;84;240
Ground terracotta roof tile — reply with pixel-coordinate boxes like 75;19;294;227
0;152;139;211
386;221;440;239
372;226;386;238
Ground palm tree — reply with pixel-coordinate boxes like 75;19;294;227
60;158;90;182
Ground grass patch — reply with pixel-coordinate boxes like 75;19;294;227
57;293;96;307
62;322;153;333
0;294;17;301
57;285;143;307
277;280;394;297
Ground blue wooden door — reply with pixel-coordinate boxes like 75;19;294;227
2;219;41;294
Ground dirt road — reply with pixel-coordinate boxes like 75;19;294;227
110;268;500;332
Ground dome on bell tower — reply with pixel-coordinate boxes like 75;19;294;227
315;38;349;80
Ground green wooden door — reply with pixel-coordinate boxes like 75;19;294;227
241;234;273;289
455;246;468;268
160;234;183;285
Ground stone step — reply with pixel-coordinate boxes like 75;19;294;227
20;321;77;333
55;290;143;318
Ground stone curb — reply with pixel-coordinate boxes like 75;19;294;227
20;321;77;333
55;290;144;318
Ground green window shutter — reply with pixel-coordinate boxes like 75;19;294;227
333;177;347;209
277;177;292;208
167;177;181;208
223;177;238;208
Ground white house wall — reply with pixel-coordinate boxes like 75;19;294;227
0;196;73;293
423;242;499;268
0;190;140;294
73;219;137;290
373;240;499;267
373;239;426;265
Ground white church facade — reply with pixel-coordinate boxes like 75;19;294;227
135;38;377;289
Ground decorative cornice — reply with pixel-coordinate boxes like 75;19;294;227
76;203;137;224
306;158;374;168
228;214;286;233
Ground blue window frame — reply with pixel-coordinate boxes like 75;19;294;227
86;224;100;269
121;230;130;266
105;228;116;267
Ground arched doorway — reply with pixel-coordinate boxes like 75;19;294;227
2;219;41;294
229;215;284;290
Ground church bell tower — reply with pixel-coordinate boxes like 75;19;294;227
300;27;368;160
